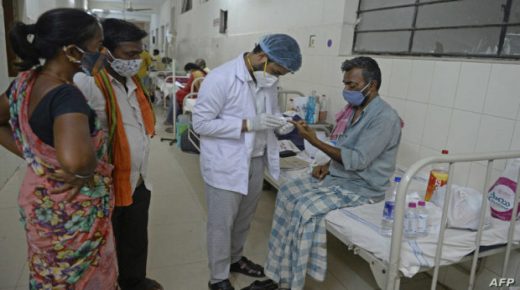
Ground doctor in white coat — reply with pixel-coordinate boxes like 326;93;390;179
193;34;302;290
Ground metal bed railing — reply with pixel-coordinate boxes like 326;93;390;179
386;151;520;290
277;90;305;112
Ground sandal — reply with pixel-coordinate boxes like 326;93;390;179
230;256;265;278
144;278;164;290
240;279;278;290
208;279;235;290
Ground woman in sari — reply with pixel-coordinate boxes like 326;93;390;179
0;8;117;289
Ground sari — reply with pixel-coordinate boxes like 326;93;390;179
7;70;117;289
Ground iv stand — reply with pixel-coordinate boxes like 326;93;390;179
160;57;177;146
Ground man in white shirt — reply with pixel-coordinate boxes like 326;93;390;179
74;19;162;290
192;34;302;290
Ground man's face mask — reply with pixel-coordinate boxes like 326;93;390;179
252;60;279;88
64;45;105;76
342;81;371;106
106;50;143;77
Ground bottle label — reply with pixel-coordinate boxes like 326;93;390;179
425;170;448;201
488;178;518;221
417;214;427;234
383;201;395;220
405;212;417;235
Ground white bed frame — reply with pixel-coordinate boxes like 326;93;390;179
264;89;520;289
186;86;520;288
270;150;520;289
380;151;520;290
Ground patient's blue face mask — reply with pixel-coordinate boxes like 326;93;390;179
342;82;371;106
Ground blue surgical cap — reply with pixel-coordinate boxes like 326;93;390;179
259;34;302;72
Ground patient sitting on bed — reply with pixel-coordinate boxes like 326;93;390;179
262;57;402;290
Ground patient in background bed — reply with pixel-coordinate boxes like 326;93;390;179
163;62;206;128
262;57;402;290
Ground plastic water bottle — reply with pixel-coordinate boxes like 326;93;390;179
313;97;320;124
404;202;418;239
417;201;428;237
318;94;328;123
380;177;401;237
305;96;317;124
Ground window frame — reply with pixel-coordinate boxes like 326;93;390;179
352;0;520;60
181;0;193;13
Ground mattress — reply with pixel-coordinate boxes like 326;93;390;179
325;201;520;277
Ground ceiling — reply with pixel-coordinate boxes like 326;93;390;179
89;0;165;13
88;0;165;22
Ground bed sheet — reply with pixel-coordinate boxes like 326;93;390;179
325;201;520;277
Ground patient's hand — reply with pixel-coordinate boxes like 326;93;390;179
312;163;330;180
290;120;318;143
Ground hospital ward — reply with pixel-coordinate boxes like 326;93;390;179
1;1;520;290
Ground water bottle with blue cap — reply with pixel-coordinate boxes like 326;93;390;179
381;176;401;237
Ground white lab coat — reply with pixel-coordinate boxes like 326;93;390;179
192;54;281;195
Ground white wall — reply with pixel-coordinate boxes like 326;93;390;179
169;0;520;183
169;0;353;78
149;0;173;56
0;0;23;190
381;57;520;186
170;0;520;288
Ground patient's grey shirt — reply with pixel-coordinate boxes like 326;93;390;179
324;96;401;199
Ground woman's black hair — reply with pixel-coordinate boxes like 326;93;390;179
9;8;99;71
101;18;148;52
184;62;203;72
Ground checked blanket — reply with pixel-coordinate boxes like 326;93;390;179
264;176;370;290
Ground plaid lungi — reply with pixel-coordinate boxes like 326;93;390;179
264;176;369;290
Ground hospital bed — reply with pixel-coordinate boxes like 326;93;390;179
270;149;520;290
277;90;333;135
150;71;188;109
158;74;192;146
167;77;204;149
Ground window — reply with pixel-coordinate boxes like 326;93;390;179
181;0;192;13
353;0;520;59
219;9;228;34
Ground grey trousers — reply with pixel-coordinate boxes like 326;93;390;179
205;157;265;283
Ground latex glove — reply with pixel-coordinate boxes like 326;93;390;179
247;113;286;131
275;122;295;135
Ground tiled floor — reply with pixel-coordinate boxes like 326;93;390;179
0;110;447;290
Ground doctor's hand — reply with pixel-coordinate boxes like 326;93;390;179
247;113;287;131
312;162;330;180
275;121;295;135
290;120;318;143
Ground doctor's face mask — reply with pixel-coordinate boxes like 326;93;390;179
247;56;284;88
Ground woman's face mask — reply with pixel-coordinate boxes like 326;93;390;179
64;45;105;76
106;50;143;77
342;82;371;106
